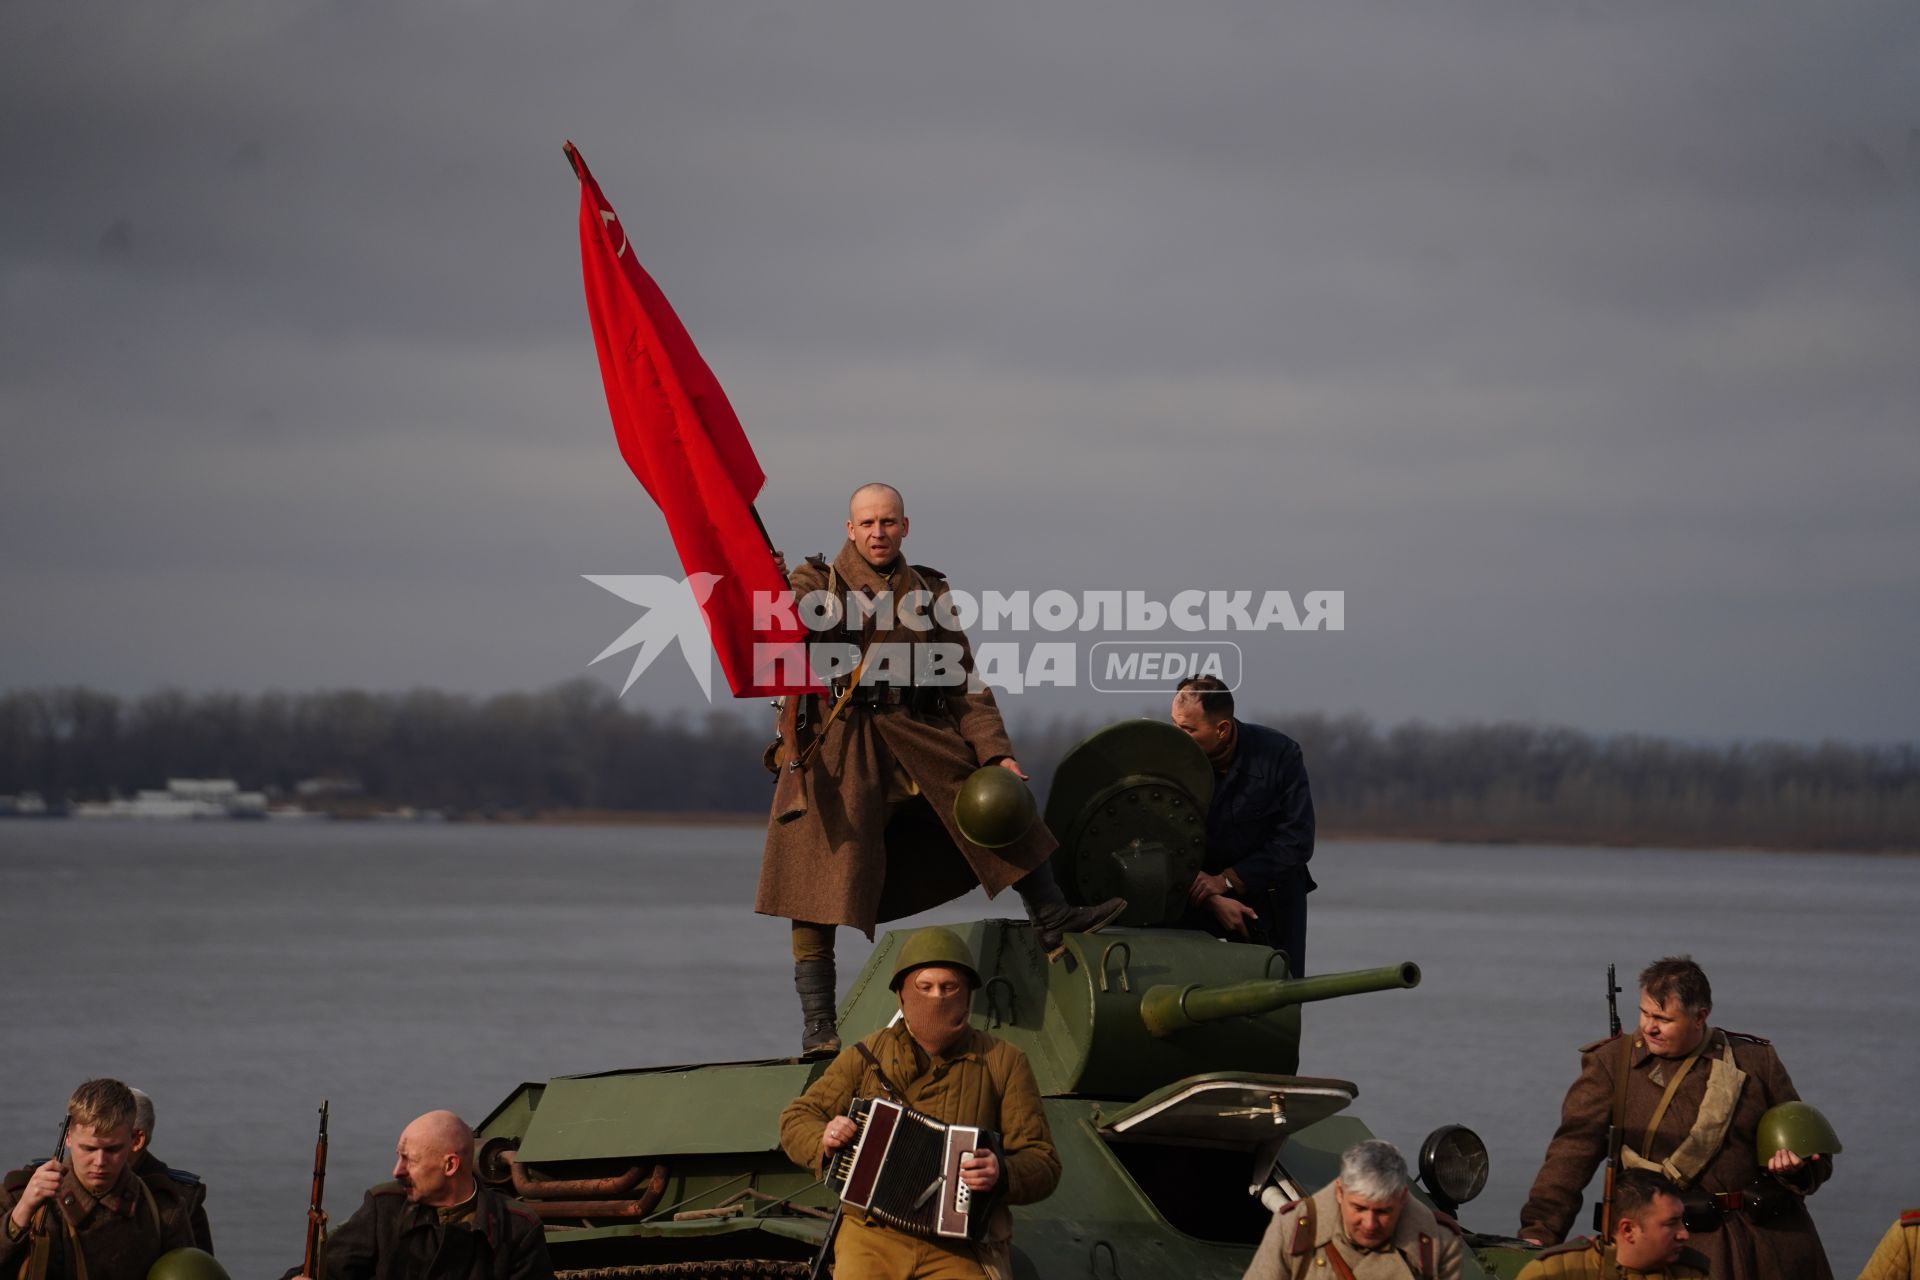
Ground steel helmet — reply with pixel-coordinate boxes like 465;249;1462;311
1756;1102;1842;1163
953;765;1038;849
888;927;982;992
148;1250;230;1280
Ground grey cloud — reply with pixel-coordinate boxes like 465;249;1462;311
2;0;1916;739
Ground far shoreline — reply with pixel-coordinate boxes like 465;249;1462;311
471;809;1920;856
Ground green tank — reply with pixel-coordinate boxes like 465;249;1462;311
473;719;1544;1279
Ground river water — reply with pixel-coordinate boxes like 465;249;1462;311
1;822;1913;1277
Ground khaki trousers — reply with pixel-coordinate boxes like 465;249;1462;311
833;1216;1008;1280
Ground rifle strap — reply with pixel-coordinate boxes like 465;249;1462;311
791;646;870;774
38;1213;80;1280
853;1041;904;1101
21;1215;49;1280
1641;1036;1710;1155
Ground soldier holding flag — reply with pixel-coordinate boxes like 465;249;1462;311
565;150;1121;1057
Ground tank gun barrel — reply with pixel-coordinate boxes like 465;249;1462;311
1139;961;1421;1038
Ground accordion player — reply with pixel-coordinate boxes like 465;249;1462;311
824;1096;1005;1241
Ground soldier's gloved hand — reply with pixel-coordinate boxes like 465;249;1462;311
8;1160;63;1230
820;1116;858;1155
958;1149;999;1192
772;551;789;578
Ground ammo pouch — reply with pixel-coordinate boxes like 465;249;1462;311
1679;1177;1799;1233
1678;1189;1724;1234
1735;1175;1801;1224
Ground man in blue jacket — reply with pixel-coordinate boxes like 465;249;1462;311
1170;676;1317;973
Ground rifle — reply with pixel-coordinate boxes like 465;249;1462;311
302;1102;329;1280
1594;965;1627;1240
1607;963;1622;1038
805;1203;842;1280
30;1117;73;1240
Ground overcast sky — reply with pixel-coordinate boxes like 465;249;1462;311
2;2;1916;742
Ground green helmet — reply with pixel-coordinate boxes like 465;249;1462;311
888;927;982;992
953;765;1038;849
148;1250;229;1280
1756;1102;1842;1163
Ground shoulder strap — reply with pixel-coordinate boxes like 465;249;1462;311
853;1041;904;1101
131;1178;161;1240
1287;1196;1316;1280
1641;1036;1709;1154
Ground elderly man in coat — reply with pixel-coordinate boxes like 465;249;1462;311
1243;1140;1462;1280
759;483;1123;1055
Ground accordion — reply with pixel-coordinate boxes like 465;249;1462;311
823;1096;1001;1241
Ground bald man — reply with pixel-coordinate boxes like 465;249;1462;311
760;482;1124;1055
288;1112;551;1280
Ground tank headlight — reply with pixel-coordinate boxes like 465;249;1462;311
476;1136;520;1187
1418;1124;1489;1207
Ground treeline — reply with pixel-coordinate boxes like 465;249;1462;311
0;682;768;816
1;684;1915;850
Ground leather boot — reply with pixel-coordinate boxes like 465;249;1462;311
1015;862;1126;955
794;958;841;1058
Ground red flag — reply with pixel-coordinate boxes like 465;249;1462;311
567;142;817;696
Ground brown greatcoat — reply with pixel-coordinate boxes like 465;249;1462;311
132;1150;212;1255
1519;1028;1832;1280
779;1021;1061;1255
756;542;1054;935
0;1164;195;1280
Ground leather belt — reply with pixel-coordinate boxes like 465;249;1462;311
834;684;946;711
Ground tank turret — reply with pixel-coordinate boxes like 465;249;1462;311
1043;718;1216;926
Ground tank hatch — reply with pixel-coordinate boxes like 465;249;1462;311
1098;1073;1357;1148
